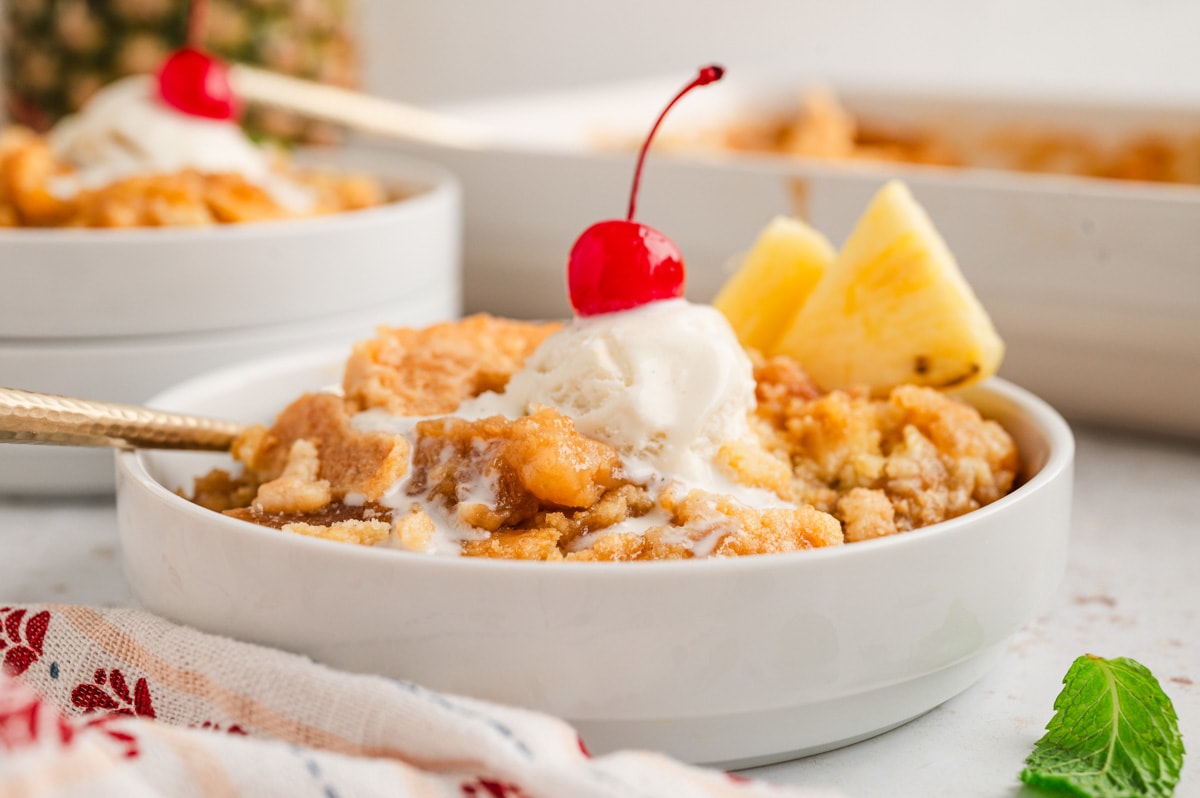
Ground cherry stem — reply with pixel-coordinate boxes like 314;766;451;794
186;0;209;50
626;64;724;222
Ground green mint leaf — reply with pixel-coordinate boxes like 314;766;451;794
1020;655;1185;798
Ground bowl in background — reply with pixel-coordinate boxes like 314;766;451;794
0;152;461;495
115;347;1074;768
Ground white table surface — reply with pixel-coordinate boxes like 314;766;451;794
1;423;1197;798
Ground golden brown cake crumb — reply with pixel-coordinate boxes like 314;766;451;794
715;438;793;499
282;519;391;547
752;352;824;425
459;484;656;560
236;392;409;503
753;359;1020;535
665;489;844;555
343;314;561;416
187;468;258;513
410;407;622;532
836;487;898;543
562;490;842;562
253;440;332;514
394;508;438;552
462;527;566;561
541;484;657;544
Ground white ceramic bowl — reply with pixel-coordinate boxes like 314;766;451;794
115;349;1074;768
0;152;461;494
0;152;460;338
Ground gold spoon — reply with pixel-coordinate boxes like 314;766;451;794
0;387;245;451
230;65;498;150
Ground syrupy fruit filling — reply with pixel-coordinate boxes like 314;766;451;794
226;502;393;531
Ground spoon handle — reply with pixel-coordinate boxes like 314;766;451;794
230;65;497;150
0;387;246;451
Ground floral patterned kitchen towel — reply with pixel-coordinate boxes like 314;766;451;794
0;605;839;798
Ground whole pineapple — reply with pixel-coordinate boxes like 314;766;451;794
2;0;359;144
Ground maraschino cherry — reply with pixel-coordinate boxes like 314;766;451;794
567;64;724;317
156;0;239;120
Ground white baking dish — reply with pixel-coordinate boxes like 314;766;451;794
379;69;1200;439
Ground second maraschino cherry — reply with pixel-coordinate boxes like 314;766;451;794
156;0;239;121
567;65;725;317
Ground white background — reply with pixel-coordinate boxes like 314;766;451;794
361;0;1200;105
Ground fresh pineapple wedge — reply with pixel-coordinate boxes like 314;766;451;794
773;181;1004;394
713;215;834;353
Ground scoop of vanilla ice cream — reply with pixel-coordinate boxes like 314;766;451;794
460;299;756;483
47;76;313;212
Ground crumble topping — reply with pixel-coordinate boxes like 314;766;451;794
753;357;1019;537
234;391;410;503
343;314;561;416
187;315;1019;560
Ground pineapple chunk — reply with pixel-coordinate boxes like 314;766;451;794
773;181;1003;394
713;215;834;352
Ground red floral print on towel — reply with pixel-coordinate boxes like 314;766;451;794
0;607;50;677
194;720;249;735
71;667;157;720
1;670;140;759
460;777;532;798
0;673;75;751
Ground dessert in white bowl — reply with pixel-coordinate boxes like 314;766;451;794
182;174;1018;561
180;67;1019;561
116;348;1072;765
185;298;1015;561
0;38;385;228
114;66;1073;763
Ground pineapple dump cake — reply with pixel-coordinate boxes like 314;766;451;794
653;87;1200;186
186;179;1019;561
0;76;385;228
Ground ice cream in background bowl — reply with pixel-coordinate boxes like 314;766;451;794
46;75;315;214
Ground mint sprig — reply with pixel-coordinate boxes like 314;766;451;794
1021;655;1185;798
